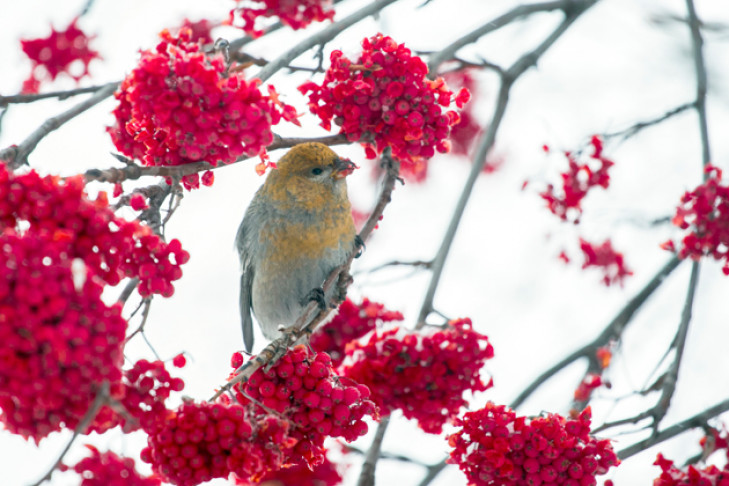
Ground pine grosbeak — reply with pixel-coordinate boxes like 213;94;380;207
236;142;357;352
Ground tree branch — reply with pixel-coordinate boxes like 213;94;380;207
255;0;400;83
0;83;118;170
602;102;696;142
684;0;711;171
356;416;391;486
0;82;119;107
417;0;598;328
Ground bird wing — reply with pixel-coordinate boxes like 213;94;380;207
236;208;257;353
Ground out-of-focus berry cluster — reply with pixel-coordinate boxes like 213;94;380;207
341;318;493;434
299;34;469;178
232;345;377;467
310;297;404;366
653;452;729;486
540;135;614;223
233;449;343;486
573;346;612;405
20;17;100;93
448;403;619;485
108;29;297;190
663;165;729;275
230;0;335;37
578;238;633;287
70;445;161;486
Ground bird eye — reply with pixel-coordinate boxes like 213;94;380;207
311;168;324;175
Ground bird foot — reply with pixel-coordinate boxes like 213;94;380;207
303;287;327;310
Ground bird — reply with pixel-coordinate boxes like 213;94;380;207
236;142;357;352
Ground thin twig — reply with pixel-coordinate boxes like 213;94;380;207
0;83;118;170
685;0;711;171
602;102;695;142
83;133;349;183
510;255;682;410
0;82;119;107
125;298;152;344
617;398;729;460
417;0;598;329
255;0;400;83
357;416;391;486
117;278;140;306
29;382;110;486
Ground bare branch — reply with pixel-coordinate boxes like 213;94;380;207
357;416;391;486
602;102;695;142
29;382;110;486
0;83;118;170
685;0;711;171
417;0;598;328
0;82;119;107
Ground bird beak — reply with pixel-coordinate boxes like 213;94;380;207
332;158;358;180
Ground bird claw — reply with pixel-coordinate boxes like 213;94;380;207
303;287;327;310
354;235;365;258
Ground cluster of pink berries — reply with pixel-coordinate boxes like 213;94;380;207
232;345;377;467
341;318;493;434
653;453;729;486
578;238;633;287
540;135;614;223
448;404;619;485
230;0;335;37
310;297;404;366
299;34;469;177
108;28;297;190
663;165;729;275
20;17;99;93
70;445;161;486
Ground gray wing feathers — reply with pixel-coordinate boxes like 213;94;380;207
236;202;259;353
239;270;254;352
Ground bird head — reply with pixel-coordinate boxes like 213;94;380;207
263;142;357;210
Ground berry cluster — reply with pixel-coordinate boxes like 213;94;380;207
664;165;729;275
230;0;335;37
573;346;613;404
448;404;619;485
109;28;296;190
540;135;614;223
141;400;293;486
444;69;482;158
310;297;404;366
299;34;469;176
578;238;632;287
0;166;189;297
176;18;215;45
71;445;161;486
234;449;342;486
0;230;126;441
95;359;186;433
341;318;493;434
20;17;100;93
653;453;729;486
232;345;377;467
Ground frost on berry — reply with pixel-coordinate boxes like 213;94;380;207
341;318;494;434
108;28;297;190
233;448;343;486
141;400;293;486
299;33;469;179
310;297;404;366
540;135;614;223
0;166;189;297
230;0;335;37
447;403;619;485
232;345;378;468
0;230;126;442
72;445;161;486
20;17;100;93
578;238;633;287
664;165;729;275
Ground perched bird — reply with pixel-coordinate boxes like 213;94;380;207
236;142;357;352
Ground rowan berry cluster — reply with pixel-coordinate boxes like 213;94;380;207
578;238;632;287
444;69;482;158
341;318;493;434
176;18;215;45
109;28;297;190
233;449;342;486
540;135;614;223
310;297;404;366
232;346;376;467
71;445;161;486
0;229;126;441
230;0;335;37
0;167;189;297
663;165;729;275
653;453;729;486
20;17;100;93
141;400;293;486
299;33;469;177
448;403;619;485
